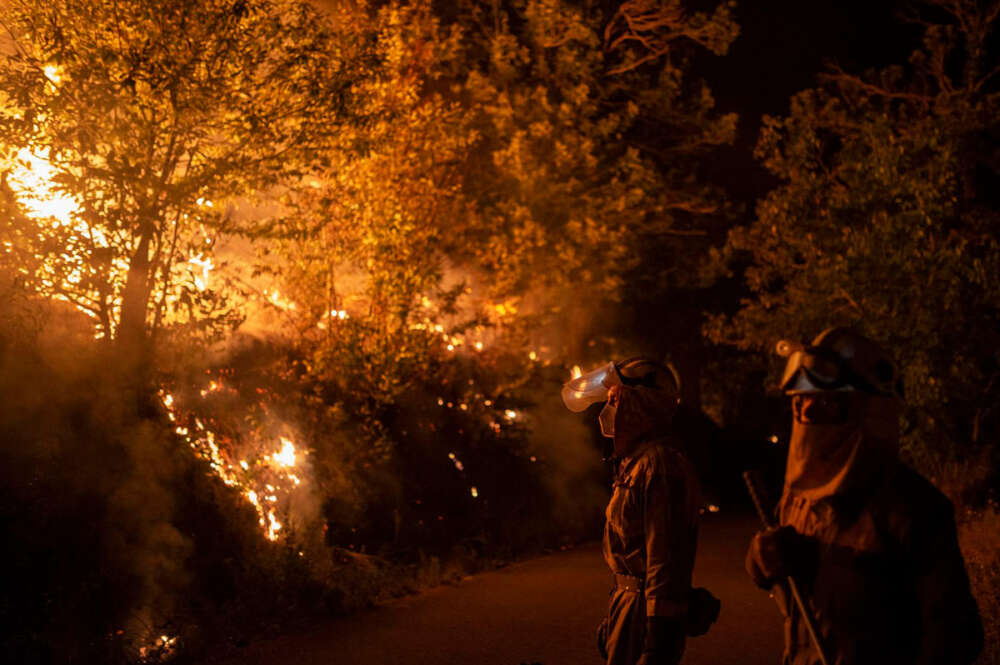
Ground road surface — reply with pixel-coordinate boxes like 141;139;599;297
206;513;783;665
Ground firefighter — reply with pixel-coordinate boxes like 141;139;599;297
747;327;983;665
562;357;719;665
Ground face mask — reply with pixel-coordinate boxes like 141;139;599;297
599;403;616;438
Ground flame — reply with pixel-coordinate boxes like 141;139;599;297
571;365;583;379
159;386;305;542
272;437;296;467
188;254;214;291
492;300;518;316
43;64;62;83
266;510;281;540
264;289;297;311
8;147;80;226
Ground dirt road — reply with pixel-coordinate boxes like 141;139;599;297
207;513;783;665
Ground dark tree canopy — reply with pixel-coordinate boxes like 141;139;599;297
707;0;1000;464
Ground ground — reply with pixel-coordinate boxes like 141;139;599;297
203;513;783;665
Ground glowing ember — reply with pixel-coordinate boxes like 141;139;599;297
138;634;177;660
470;486;478;498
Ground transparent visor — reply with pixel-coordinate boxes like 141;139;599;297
779;349;851;394
561;361;620;412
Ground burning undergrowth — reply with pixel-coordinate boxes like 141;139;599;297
0;309;328;663
0;285;611;664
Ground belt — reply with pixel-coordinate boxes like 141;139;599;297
614;573;644;593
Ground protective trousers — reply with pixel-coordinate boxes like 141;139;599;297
597;585;644;665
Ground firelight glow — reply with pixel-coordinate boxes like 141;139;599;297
273;437;297;467
9;147;82;227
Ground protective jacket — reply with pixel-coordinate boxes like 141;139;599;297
598;436;701;665
764;464;983;665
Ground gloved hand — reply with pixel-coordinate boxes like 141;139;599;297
746;525;815;588
638;616;685;665
685;587;721;636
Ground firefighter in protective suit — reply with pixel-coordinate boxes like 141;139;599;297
562;358;719;665
747;328;983;665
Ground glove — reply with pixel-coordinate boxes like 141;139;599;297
746;525;815;588
639;616;685;665
686;587;721;636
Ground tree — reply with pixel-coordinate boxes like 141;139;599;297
274;0;739;386
0;0;363;353
264;0;740;551
706;0;1000;468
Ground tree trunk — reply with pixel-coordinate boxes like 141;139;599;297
117;226;154;382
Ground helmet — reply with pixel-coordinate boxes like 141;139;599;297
777;327;901;397
561;357;680;412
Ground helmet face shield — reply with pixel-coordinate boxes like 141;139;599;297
779;348;851;394
561;358;681;412
561;362;619;412
777;328;900;397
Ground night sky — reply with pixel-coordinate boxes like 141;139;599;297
698;0;920;206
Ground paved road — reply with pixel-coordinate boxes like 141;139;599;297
209;513;783;665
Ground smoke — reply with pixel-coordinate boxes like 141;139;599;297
0;299;195;660
525;387;609;542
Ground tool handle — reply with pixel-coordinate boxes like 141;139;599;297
742;470;774;527
742;469;831;665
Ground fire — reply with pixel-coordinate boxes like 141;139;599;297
264;289;297;311
188;255;214;291
43;64;62;83
8;147;81;227
158;385;306;542
138;634;177;660
571;365;583;379
5;144;219;335
272;437;296;467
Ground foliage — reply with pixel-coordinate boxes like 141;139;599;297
259;0;739;579
705;0;1000;465
270;0;739;410
0;0;362;345
0;0;742;660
